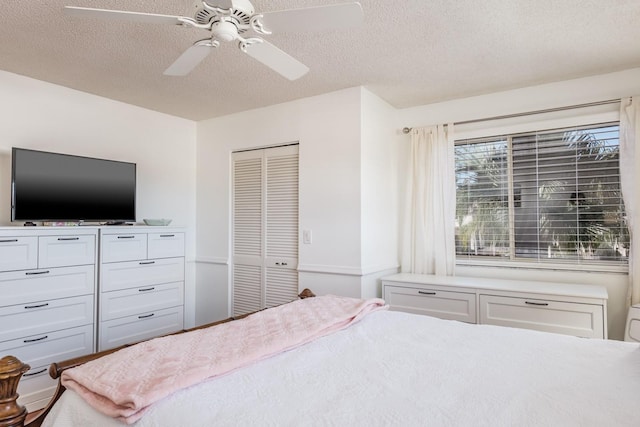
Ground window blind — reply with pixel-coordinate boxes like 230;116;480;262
455;123;628;266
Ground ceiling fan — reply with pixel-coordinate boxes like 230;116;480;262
64;0;363;80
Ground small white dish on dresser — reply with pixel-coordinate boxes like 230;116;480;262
143;219;172;226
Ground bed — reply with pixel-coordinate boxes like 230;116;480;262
2;291;640;427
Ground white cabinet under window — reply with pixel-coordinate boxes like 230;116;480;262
232;145;299;316
382;273;608;339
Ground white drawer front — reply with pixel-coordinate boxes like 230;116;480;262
148;232;184;259
0;295;94;343
100;281;184;321
100;257;184;292
101;233;147;263
0;236;37;272
38;235;95;268
99;306;184;351
0;265;95;307
479;294;604;338
0;324;94;375
384;285;477;323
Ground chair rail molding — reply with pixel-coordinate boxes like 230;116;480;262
298;263;399;277
195;256;229;265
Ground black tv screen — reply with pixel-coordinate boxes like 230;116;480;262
11;148;136;222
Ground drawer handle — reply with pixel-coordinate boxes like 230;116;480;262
25;270;50;276
275;262;288;266
525;301;549;306
139;261;156;265
0;239;19;243
418;291;436;296
139;287;155;292
24;303;49;309
24;335;48;343
159;234;175;238
117;236;136;239
138;313;155;319
57;237;80;241
23;368;47;377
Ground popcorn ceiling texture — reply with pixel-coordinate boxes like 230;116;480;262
1;0;639;120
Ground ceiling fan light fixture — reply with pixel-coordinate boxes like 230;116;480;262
64;1;364;80
211;19;238;42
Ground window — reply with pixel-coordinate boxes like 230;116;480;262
455;123;628;267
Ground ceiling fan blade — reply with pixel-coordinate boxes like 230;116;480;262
242;40;309;81
64;6;184;25
259;2;363;34
211;0;234;9
164;45;213;76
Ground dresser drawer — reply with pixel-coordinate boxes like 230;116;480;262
0;294;94;343
384;285;477;323
100;257;184;292
99;306;184;351
38;235;95;268
0;324;94;376
0;265;95;307
479;294;605;338
101;233;147;263
148;232;184;259
100;281;184;321
0;236;37;272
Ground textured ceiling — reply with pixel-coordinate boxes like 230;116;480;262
1;0;639;121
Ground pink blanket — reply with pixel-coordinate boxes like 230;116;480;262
61;295;387;424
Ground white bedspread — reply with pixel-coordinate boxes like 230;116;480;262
43;310;640;427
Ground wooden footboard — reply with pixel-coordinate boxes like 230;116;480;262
0;289;316;427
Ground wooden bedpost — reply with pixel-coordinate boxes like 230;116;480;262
0;356;29;427
298;288;316;299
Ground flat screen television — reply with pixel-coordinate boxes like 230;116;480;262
11;148;136;223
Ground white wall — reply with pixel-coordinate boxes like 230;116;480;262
360;88;403;297
397;68;640;130
0;71;198;327
396;67;640;339
196;87;403;325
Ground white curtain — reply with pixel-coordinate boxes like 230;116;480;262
401;124;456;275
620;96;640;306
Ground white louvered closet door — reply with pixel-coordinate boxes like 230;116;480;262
232;145;299;316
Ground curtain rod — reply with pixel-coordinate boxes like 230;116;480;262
402;98;621;134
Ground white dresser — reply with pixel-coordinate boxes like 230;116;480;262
0;228;97;412
381;273;608;339
98;227;185;351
